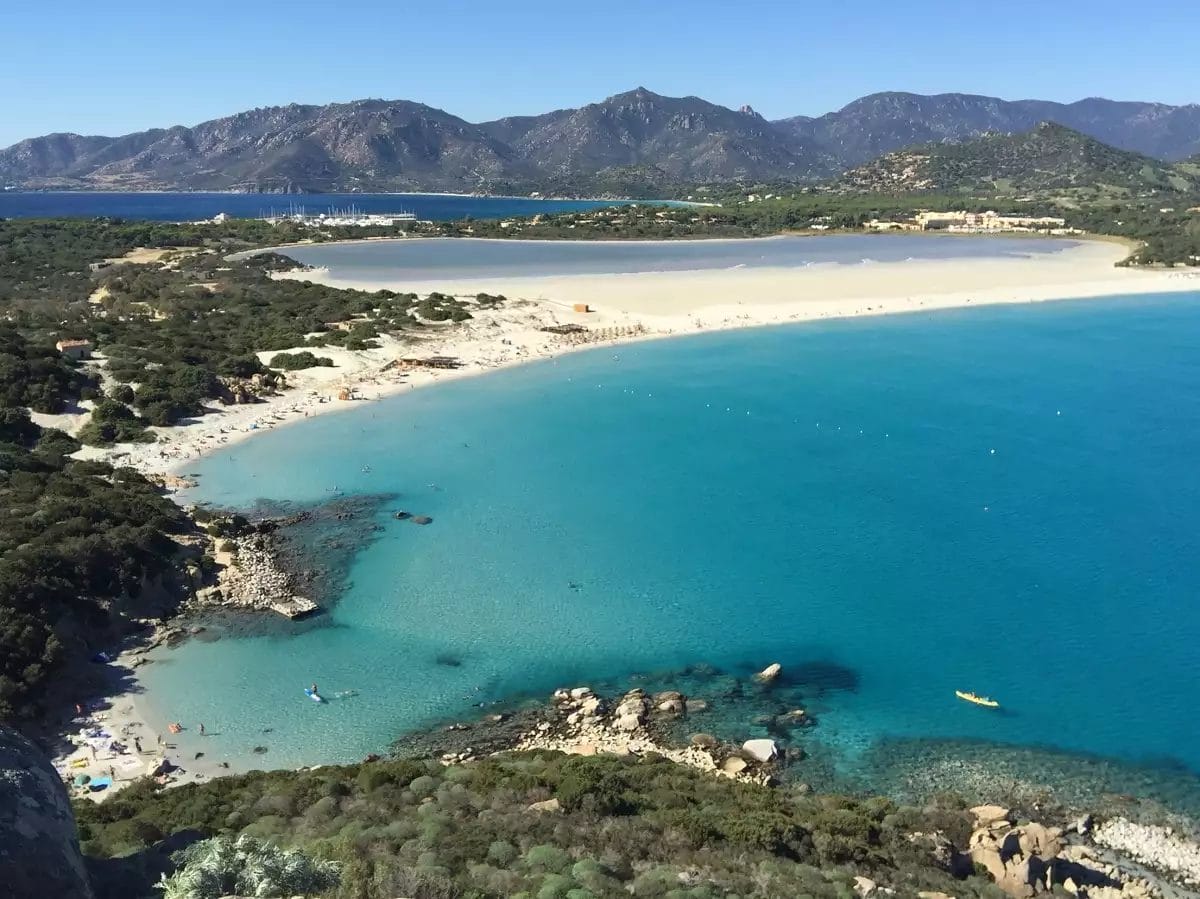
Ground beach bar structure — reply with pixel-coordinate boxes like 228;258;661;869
384;356;464;372
572;303;592;313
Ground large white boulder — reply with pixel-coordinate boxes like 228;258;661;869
741;738;779;762
755;662;782;683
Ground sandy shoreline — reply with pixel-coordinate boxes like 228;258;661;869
49;638;236;801
53;236;1200;794
90;238;1200;484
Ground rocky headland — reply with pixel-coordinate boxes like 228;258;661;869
383;667;1200;899
183;494;397;622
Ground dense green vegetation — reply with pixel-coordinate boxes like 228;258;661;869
77;751;1004;899
0;328;93;413
0;410;189;718
0;220;494;441
160;834;341;899
268;351;335;371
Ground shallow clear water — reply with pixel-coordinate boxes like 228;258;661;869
141;292;1200;799
282;233;1071;281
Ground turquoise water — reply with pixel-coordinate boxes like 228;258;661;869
282;233;1071;282
141;292;1200;796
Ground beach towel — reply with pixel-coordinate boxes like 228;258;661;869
89;777;112;791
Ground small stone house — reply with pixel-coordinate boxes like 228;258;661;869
55;339;92;360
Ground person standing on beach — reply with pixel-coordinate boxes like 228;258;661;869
199;723;206;736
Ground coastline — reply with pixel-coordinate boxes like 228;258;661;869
57;236;1200;795
82;237;1200;485
0;188;646;205
47;632;239;801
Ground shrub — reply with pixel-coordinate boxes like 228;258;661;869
719;809;801;853
268;351;334;371
523;844;572;874
157;834;339;899
487;840;519;867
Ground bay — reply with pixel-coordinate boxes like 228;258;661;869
140;291;1200;809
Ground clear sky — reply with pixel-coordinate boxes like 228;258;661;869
2;0;1198;147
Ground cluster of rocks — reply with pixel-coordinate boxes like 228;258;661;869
392;510;433;525
217;372;284;405
961;805;1163;899
195;534;316;619
1093;818;1200;890
511;684;789;785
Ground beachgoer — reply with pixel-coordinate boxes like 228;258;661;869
75;702;83;716
134;738;143;753
198;723;205;736
310;683;318;695
88;744;96;760
108;765;115;780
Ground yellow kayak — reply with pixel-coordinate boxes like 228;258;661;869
956;690;999;708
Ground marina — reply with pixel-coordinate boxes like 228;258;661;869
259;202;418;227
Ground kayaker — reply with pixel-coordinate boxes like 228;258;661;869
310;683;318;695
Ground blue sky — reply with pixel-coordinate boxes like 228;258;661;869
2;0;1198;147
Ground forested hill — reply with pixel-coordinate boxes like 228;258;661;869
833;123;1200;197
4;88;1200;194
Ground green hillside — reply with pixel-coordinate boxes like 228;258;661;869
836;122;1200;198
76;751;1012;899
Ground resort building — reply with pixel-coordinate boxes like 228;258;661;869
864;219;920;232
913;210;1068;232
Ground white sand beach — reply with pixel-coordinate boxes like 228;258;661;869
78;238;1200;483
51;641;235;802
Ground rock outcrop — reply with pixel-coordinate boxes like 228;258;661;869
204;532;317;619
754;662;782;683
0;726;94;899
961;808;1168;899
514;686;778;785
741;739;779;762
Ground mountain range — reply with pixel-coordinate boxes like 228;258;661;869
3;88;1200;194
